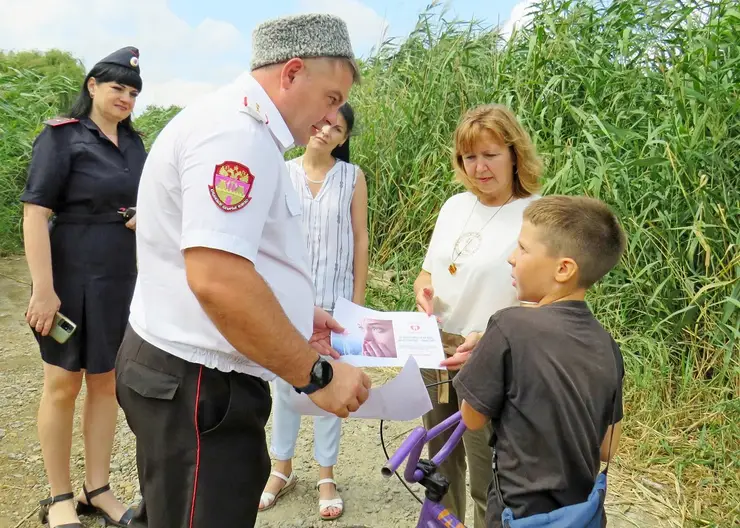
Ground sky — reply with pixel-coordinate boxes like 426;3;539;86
1;0;537;112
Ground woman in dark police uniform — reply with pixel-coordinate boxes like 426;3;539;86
20;47;146;528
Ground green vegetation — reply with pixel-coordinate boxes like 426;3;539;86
134;105;181;149
357;1;739;524
0;0;737;524
0;50;84;253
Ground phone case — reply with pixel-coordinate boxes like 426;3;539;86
49;312;77;344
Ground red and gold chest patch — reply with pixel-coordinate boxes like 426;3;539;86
208;161;255;212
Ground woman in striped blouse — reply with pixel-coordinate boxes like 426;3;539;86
259;103;369;521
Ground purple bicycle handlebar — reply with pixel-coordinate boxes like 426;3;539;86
381;427;426;478
381;411;466;483
381;410;468;527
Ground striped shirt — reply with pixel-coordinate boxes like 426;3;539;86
287;158;358;312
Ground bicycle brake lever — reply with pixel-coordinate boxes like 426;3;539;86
416;459;437;477
416;460;450;503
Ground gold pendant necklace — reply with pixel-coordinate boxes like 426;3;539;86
449;194;513;275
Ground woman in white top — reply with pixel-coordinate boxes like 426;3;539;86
259;103;369;521
414;104;543;527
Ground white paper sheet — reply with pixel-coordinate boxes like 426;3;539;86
330;297;446;370
286;356;433;421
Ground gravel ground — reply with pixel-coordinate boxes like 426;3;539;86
0;256;673;528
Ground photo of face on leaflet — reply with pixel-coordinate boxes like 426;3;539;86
360;318;397;358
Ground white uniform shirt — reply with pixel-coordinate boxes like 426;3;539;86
422;191;539;337
129;72;314;380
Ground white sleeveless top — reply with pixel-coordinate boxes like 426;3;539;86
287;158;358;312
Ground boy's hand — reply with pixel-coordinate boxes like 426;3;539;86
440;331;482;370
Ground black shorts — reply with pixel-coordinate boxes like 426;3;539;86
115;324;272;528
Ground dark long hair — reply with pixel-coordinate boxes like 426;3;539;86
330;102;356;163
66;63;143;132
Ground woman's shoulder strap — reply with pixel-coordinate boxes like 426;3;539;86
44;117;79;128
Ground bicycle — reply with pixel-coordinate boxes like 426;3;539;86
380;407;467;527
379;387;616;528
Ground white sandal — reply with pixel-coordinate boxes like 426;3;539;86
317;478;344;520
258;470;297;512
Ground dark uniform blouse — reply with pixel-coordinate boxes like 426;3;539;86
21;116;147;373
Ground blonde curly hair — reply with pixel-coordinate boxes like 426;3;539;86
452;104;543;199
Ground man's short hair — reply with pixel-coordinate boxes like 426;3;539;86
524;195;627;288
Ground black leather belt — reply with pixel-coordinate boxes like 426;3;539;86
53;212;125;224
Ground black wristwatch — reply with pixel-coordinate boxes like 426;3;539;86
294;356;333;394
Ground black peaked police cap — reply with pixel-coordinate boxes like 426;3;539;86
96;46;141;74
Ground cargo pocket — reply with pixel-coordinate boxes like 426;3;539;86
119;359;180;400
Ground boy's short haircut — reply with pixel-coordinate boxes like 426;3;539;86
523;195;626;288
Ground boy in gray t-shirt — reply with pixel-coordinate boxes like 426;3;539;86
450;195;627;527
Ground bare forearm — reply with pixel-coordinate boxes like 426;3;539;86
185;248;316;387
352;232;369;305
461;400;489;431
22;209;54;290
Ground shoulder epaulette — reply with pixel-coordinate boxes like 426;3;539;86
240;96;266;124
44;117;80;127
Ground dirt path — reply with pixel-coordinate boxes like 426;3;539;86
0;256;676;528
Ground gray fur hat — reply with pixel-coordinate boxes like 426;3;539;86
250;13;356;71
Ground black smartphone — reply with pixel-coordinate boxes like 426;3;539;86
118;207;137;221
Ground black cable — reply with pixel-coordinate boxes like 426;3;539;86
379;378;455;505
380;416;423;503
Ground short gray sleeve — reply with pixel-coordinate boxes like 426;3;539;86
453;316;509;420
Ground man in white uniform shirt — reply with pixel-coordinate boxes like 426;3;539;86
114;14;371;528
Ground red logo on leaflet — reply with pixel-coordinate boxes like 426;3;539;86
410;324;421;332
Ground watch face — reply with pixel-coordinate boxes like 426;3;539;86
313;359;333;387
